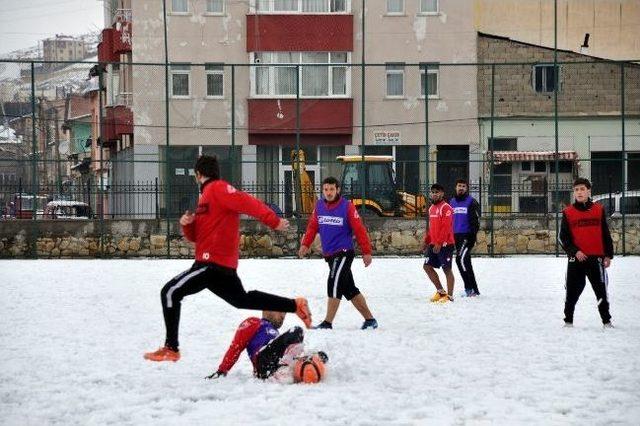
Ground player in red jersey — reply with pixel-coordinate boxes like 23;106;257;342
422;183;456;303
144;156;312;362
205;311;328;383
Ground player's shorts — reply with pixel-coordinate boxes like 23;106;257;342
325;250;360;300
424;244;454;270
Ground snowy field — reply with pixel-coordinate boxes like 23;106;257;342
1;257;639;425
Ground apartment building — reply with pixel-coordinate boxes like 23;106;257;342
43;35;87;65
131;0;480;214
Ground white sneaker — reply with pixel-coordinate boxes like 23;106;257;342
603;322;614;329
563;322;574;328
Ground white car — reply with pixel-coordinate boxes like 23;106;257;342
44;200;93;219
592;191;640;216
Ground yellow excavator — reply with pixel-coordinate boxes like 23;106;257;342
290;149;317;215
337;155;427;217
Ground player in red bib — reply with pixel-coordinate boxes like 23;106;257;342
559;178;614;328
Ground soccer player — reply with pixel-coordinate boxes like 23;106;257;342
144;155;312;362
450;179;481;297
423;183;455;303
559;177;614;328
298;177;377;330
205;311;328;382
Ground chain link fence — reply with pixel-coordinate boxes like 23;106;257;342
0;56;638;257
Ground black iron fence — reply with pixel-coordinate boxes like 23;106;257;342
0;177;627;220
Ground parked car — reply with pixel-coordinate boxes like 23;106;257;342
43;200;93;219
8;193;48;219
592;191;640;216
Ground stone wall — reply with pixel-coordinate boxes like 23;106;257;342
477;34;640;117
1;217;638;258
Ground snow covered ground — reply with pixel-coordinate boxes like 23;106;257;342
1;257;639;425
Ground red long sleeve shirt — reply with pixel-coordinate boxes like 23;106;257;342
424;200;455;246
182;179;280;269
217;317;262;374
301;198;372;256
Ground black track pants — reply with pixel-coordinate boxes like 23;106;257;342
455;234;479;294
564;257;611;324
160;262;297;350
255;326;304;379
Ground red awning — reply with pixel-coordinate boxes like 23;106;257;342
490;151;578;162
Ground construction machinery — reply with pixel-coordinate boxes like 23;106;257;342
290;149;317;215
337;155;427;217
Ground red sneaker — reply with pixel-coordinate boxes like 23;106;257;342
295;298;312;329
143;346;180;362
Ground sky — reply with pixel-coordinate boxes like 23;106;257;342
0;0;104;55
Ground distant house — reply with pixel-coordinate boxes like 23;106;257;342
476;33;640;214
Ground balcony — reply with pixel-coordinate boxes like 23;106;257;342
98;29;118;63
113;20;132;54
101;105;133;145
248;98;352;146
115;92;133;107
114;8;132;24
97;15;131;63
246;14;353;51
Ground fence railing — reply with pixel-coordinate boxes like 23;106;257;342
0;179;626;220
1;55;639;256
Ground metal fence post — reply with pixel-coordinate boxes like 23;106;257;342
29;61;38;258
360;0;366;214
620;62;626;256
155;177;159;220
489;64;495;257
553;0;560;257
424;63;430;236
295;64;302;232
162;0;171;258
231;64;236;185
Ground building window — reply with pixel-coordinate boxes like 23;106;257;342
385;63;404;97
419;0;438;14
549;160;574;173
330;0;347;11
205;63;224;97
252;52;349;97
206;0;225;13
533;64;559;93
171;0;188;13
533;161;546;172
256;0;347;12
386;0;404;14
488;137;517;151
419;63;439;98
170;64;190;97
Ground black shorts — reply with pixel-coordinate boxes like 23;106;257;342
424;245;454;269
325;250;360;300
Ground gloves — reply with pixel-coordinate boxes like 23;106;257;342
205;370;227;380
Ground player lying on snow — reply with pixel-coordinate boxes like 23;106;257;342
206;311;328;384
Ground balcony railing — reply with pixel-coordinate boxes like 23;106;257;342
115;93;133;107
114;8;132;23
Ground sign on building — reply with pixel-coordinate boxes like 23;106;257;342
374;131;401;145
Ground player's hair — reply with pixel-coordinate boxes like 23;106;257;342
195;155;220;180
430;183;445;192
573;177;591;189
455;179;468;186
322;176;340;188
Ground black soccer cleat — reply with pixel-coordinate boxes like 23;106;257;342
313;321;333;329
317;351;329;364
